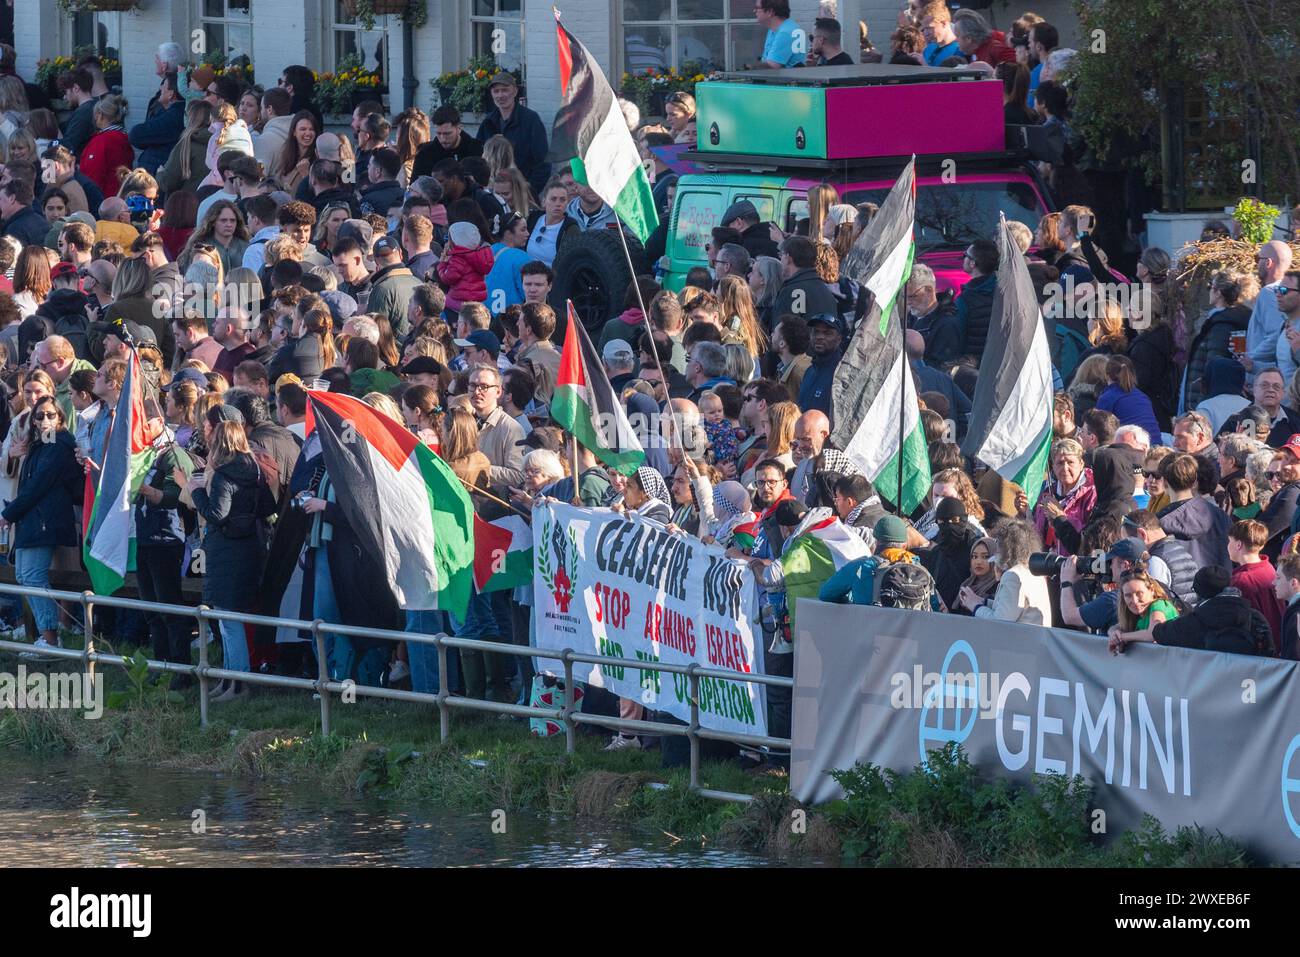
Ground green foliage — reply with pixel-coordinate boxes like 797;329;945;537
311;54;384;116
347;0;427;31
1233;198;1282;244
1070;0;1299;208
431;56;517;115
105;650;183;711
822;744;1251;867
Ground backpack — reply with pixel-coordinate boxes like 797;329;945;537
1056;323;1090;384
871;559;937;611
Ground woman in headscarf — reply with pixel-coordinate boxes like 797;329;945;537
701;480;757;549
620;466;672;523
955;536;999;616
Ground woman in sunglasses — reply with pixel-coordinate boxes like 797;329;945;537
0;396;81;655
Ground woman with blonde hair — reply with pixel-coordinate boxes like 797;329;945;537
393;107;429;186
1067;352;1113;416
201;101;253;189
664;91;696;143
177;200;250;275
186;414;265;701
717;274;767;359
158;99;214;195
117;167;160;202
1081;299;1129;359
1;128;37;165
81;94;133;198
490;165;536;218
825;204;858;261
763;400;799;471
482;134;516;182
805;183;839;242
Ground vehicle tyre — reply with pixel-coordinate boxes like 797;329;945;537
549;228;647;337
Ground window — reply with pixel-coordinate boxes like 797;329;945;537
621;0;766;75
469;0;524;74
331;0;388;77
199;0;252;64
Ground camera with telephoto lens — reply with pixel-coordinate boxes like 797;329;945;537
1028;549;1107;579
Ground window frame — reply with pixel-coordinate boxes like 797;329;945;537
326;0;391;79
197;0;254;67
468;0;526;78
618;0;763;77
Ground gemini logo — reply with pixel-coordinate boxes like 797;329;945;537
1281;735;1300;839
917;640;980;767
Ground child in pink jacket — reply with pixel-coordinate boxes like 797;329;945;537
437;221;495;315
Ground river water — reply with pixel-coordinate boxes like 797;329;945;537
0;753;808;867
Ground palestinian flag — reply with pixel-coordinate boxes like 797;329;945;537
840;156;916;335
961;215;1054;509
473;514;533;593
307;390;474;619
550;301;645;475
830;159;930;515
551;13;658;243
84;350;155;595
779;509;871;633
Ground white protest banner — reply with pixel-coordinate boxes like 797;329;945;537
532;502;766;737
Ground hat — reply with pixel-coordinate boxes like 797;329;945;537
91;317;157;346
935;496;968;522
826;204;858;229
517;428;565;452
337;218;375;252
807;313;847;338
1105;537;1148;564
711;226;742;248
50;261;80;283
320;290;359;323
454;329;501;357
1283;434;1300;460
448;220;482;249
873;515;910;546
165;367;209;392
66;211;97;230
773;499;808;527
372;235;400;258
211;402;245;424
721;199;757;226
602;338;634;363
488;71;518;89
1193;565;1232;601
401;355;445;377
315;132;344;162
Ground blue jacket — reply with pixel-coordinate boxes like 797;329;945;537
2;431;82;549
819;552;942;610
798;351;839;416
128;100;185;175
478;104;552;197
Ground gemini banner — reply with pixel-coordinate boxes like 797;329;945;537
791;599;1300;863
532;503;766;737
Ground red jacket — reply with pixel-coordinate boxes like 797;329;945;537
80;128;134;201
436;243;495;312
1232;558;1284;652
974;31;1016;66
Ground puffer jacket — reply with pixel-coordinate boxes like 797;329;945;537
955;272;997;362
1;430;82;549
1152;588;1271;656
436;243;495;312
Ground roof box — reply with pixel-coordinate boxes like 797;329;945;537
697;65;1005;161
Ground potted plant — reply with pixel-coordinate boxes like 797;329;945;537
311;54;384;117
431;55;519;116
344;0;428;31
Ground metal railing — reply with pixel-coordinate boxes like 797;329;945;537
0;583;792;804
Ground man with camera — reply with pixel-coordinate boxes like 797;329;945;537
1058;537;1169;633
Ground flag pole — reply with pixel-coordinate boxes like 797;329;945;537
457;475;531;519
896;295;906;516
610;210;686;463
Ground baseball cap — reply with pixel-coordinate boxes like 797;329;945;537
1105;537;1148;564
602;338;634;364
165;367;210;392
337;218;375;253
1281;434;1300;459
807;313;847;338
211;403;245;424
50;261;80;284
454;329;501;357
372;235;400;258
488;71;518;89
320;290;359;323
721;199;757;225
517;428;565;452
401;356;445;377
91;318;157;346
66;211;97;230
873;515;910;546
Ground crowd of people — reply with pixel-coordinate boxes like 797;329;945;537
0;5;1295;764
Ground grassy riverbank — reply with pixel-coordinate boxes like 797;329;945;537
0;643;1256;866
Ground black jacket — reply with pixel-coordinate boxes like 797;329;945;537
358;179;404;218
773;268;838;320
478;103;551;196
1;205;50;247
190;453;267;611
1158;495;1230;569
34;288;93;360
1128;322;1178;431
1260;481;1300;562
920;521;981;611
1282;597;1300;660
955;272;997;360
1182;304;1250;410
410;131;482;180
310;184;361;219
910;294;962;368
1;431;82;549
1152;588;1271;656
739;222;780;260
